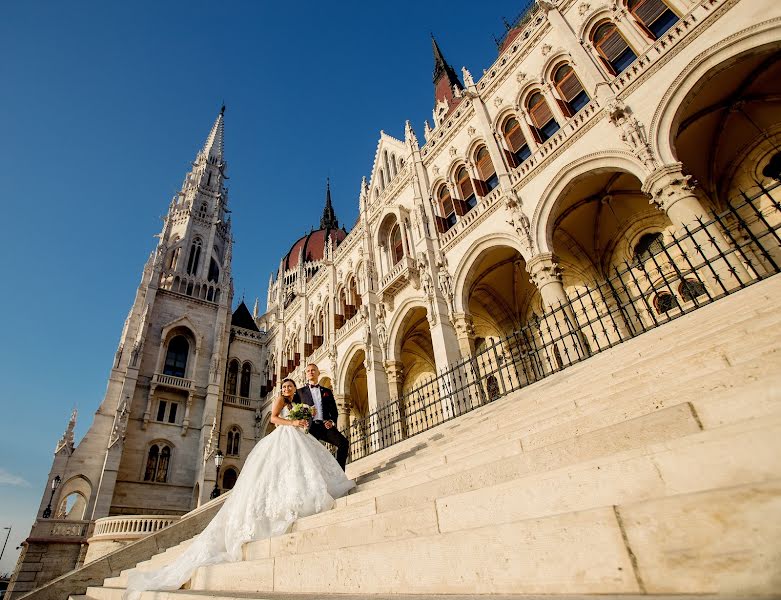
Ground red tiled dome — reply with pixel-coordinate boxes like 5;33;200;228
284;227;347;271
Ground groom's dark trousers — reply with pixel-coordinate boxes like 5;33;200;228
297;384;349;470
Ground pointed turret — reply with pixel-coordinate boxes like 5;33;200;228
55;409;77;454
320;178;339;229
431;35;463;124
200;105;226;164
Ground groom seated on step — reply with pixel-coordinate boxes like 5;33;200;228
298;364;349;470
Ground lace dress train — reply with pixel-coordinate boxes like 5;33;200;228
124;415;354;600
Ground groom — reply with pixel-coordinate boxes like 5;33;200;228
298;363;349;470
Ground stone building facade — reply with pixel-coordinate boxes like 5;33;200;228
9;0;781;595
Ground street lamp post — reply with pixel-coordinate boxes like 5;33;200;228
0;527;11;563
41;475;61;519
210;450;223;499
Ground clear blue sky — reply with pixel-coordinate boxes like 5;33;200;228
0;0;522;573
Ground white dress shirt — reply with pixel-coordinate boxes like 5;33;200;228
309;384;325;422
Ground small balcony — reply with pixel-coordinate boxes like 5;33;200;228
379;256;417;299
85;515;180;564
153;372;193;391
223;394;255;410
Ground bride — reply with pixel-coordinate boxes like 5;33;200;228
124;378;355;600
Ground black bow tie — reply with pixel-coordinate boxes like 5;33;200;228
309;384;319;389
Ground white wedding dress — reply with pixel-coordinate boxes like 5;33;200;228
124;407;355;600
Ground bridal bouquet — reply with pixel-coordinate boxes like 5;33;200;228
287;403;314;432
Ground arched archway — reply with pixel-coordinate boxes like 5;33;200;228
543;167;677;335
667;45;781;205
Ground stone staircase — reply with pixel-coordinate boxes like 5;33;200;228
77;277;781;598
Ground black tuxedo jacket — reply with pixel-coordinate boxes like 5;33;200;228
297;384;338;423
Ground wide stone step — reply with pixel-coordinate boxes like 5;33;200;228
348;299;781;481
246;416;781;562
86;589;776;600
181;481;779;595
337;355;779;512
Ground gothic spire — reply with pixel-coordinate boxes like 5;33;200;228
200;106;225;164
431;35;462;90
55;408;77;454
320;178;339;229
431;35;463;122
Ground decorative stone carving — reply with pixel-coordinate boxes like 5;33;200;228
203;416;217;463
109;399;129;448
437;257;455;316
607;99;657;170
328;342;339;379
578;2;591;15
642;164;698;213
494;97;503;108
541;43;552;56
404;120;418;147
209;355;219;383
462;67;474;87
505;193;534;253
526;253;563;290
449;146;458;157
467;126;476;137
114;343;124;369
516;71;527;84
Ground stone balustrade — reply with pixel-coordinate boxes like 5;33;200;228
223;394;254;409
30;519;90;540
153;372;193;391
91;515;180;541
379;256;417;298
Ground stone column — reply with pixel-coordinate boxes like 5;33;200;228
526;252;587;368
452;312;476;358
382;360;407;440
334;393;351;437
384;360;404;399
643;163;751;285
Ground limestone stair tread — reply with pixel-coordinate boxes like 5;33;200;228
83;590;781;600
85;481;780;596
334;350;779;512
94;411;781;595
347;297;781;480
83;278;781;597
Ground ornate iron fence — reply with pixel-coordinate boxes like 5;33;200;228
348;181;781;462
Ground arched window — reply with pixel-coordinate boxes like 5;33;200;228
628;0;678;39
679;279;707;302
163;336;189;378
167;246;181;271
437;185;456;231
226;426;241;456
207;258;220;283
456;166;476;207
654;292;679;314
390;224;404;265
592;22;637;75
198;201;208;218
633;232;664;264
240;362;251;397
222;467;238;490
553;64;590;115
527;92;560;141
144;443;171;483
503;117;531;167
226;359;239;395
350;276;362;309
475;146;498;194
186;238;202;275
